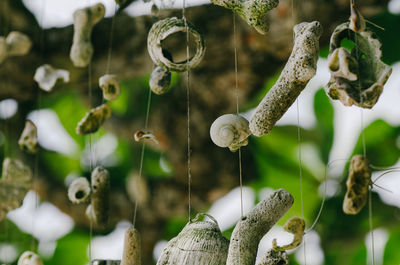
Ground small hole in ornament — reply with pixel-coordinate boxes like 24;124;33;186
161;32;197;63
76;190;85;199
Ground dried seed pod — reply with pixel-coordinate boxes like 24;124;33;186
76;104;111;135
0;31;32;64
210;114;251;152
90;166;110;228
256;249;289;265
34;64;70;92
18;120;38;154
0;158;32;221
92;260;121;265
326;22;392;109
99;74;121;101
249;21;322;137
68;177;91;204
149;66;171;95
17;251;44;265
70;3;105;67
227;189;294;265
210;0;278;34
147;17;205;72
349;4;366;33
134;130;159;144
343;155;371;215
156;213;229;265
121;227;141;265
272;217;305;251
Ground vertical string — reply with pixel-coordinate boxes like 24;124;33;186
106;3;117;75
368;187;375;265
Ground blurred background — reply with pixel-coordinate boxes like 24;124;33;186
1;0;400;264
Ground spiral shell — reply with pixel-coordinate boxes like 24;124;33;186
156;213;229;265
18;120;38;154
34;64;70;92
17;251;44;265
76;103;111;135
149;66;171;95
210;114;251;152
99;74;121;101
147;17;205;72
68;177;91;204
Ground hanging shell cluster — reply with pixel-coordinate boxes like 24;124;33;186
325;16;392;108
210;0;278;34
210;114;251;152
34;64;70;92
343;155;371;215
18;120;39;154
99;74;121;101
0;31;32;64
70;3;105;67
17;251;44;265
0;158;32;221
76;103;111;135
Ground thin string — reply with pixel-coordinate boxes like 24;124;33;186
368;187;375;265
132;87;152;226
106;3;117;75
360;109;366;157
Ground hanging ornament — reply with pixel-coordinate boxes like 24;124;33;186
76;103;111;135
256;249;289;265
0;158;32;221
17;251;44;265
99;74;121;101
34;64;70;92
18;120;39;154
249;21;322;137
272;217;305;251
210;0;278;34
149;66;171;95
325;12;392;108
210;114;251;152
0;31;32;64
147;17;205;72
343;155;371;215
121;227;141;265
68;177;91;204
133;130;159;144
70;3;105;67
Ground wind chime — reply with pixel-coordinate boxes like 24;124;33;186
0;0;394;264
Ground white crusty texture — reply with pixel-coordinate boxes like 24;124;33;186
249;21;322;137
328;48;358;81
68;177;91;204
149;66;171;95
226;189;294;265
92;260;121;265
99;74;121;101
76;103;111;135
156;214;229;265
210;0;278;34
0;31;32;63
18;120;38;154
121;227;141;265
272;217;305;251
256;249;288;265
90;166;110;228
17;251;44;265
34;64;70;92
70;3;105;67
147;17;205;72
0;158;32;221
210;114;251;152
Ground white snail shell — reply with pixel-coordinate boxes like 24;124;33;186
17;251;44;265
34;64;70;92
210;114;251;152
68;177;91;204
99;74;121;101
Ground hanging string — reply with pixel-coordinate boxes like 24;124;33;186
368;187;375;265
106;3;117;75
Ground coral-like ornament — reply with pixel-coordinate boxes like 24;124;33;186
34;64;70;92
210;114;251;152
99;74;121;101
18;120;39;154
90;166;110;228
70;3;105;67
326;22;392;108
17;251;44;265
121;227;141;265
0;31;32;64
68;177;91;204
76;104;111;135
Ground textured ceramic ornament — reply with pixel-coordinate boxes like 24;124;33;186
92;260;121;265
210;114;251;152
0;158;32;221
343;155;371;215
0;31;32;63
18;120;38;154
90;166;110;227
249;21;322;137
121;227;141;265
70;3;105;67
34;64;70;92
76;104;111;135
156;213;229;265
99;74;121;101
272;217;305;251
326;22;392;108
149;66;171;95
210;0;278;34
17;251;44;265
147;17;205;72
68;177;91;204
256;249;288;265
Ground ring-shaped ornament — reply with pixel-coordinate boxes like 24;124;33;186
147;17;205;72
